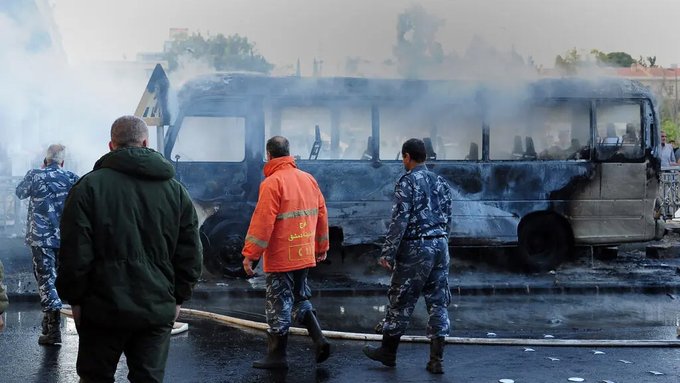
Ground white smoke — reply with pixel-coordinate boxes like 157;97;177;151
0;5;152;176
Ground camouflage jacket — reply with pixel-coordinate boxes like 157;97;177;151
15;163;79;248
381;164;453;261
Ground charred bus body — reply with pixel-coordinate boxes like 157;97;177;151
145;68;664;276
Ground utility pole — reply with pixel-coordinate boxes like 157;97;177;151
673;64;678;124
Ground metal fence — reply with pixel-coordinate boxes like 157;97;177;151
660;168;680;219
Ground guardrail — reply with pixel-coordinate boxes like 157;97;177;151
659;168;680;219
0;176;25;238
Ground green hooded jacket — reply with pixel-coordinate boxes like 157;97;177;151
56;147;202;329
0;260;8;314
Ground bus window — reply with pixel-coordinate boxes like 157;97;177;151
171;116;245;162
266;105;372;160
337;106;372;160
490;102;590;161
380;105;482;160
595;102;644;161
277;106;330;159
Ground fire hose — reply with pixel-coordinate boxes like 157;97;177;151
61;307;680;347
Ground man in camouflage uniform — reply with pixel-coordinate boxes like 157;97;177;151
363;138;453;374
0;259;8;332
16;144;78;345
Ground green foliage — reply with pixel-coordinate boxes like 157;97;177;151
164;33;273;74
662;119;679;142
555;48;582;74
592;51;635;67
557;49;650;74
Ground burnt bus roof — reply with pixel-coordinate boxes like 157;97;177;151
177;73;656;107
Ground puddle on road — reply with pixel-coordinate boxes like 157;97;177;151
189;293;680;340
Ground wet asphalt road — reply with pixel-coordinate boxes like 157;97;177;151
2;297;680;383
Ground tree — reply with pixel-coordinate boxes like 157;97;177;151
392;5;446;78
164;32;273;74
647;56;657;67
555;48;582;74
662;119;679;143
591;50;635;67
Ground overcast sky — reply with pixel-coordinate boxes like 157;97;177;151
51;0;680;73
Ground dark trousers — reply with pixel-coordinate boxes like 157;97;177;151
76;324;172;383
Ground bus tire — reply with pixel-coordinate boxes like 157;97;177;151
200;220;254;278
518;214;572;272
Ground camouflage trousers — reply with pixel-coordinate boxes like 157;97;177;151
381;238;451;338
31;246;62;312
265;268;314;335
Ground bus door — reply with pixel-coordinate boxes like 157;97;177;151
594;100;648;242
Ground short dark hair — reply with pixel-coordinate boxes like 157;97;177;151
401;138;426;162
266;136;290;158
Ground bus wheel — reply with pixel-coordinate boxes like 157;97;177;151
518;214;572;272
201;220;254;278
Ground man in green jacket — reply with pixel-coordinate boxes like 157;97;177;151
56;115;202;383
0;259;8;332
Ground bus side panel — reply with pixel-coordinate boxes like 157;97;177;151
297;161;402;246
438;161;597;245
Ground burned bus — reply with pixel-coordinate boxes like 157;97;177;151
138;65;665;276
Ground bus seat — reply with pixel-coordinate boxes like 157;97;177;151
466;142;479;161
309;125;322;160
524;136;537;159
361;136;373;160
512;135;523;159
423;137;437;160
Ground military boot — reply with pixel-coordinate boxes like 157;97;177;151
301;311;331;363
41;312;49;335
426;336;445;374
38;311;62;345
252;331;288;369
362;334;400;367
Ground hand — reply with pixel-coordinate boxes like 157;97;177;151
0;314;5;332
72;305;82;328
174;305;181;322
315;252;327;262
378;256;393;271
243;257;255;277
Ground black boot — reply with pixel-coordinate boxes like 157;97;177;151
41;312;49;335
252;332;288;369
426;337;445;374
38;311;62;345
362;335;400;367
301;311;331;363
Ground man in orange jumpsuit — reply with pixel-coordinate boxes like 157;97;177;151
242;136;331;370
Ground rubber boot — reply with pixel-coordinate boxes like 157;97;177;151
301;311;331;363
252;332;288;369
426;337;445;374
38;311;62;345
362;334;400;367
41;312;49;335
